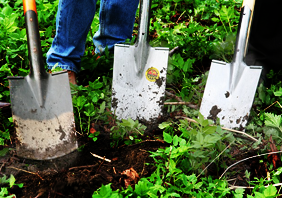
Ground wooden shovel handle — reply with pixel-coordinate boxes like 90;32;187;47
23;0;37;15
243;0;255;11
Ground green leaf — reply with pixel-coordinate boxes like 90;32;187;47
254;192;264;198
203;125;217;134
9;175;15;188
264;113;282;130
99;101;106;114
196;133;204;145
98;184;112;197
158;122;171;129
0;148;10;156
274;87;282;96
172;135;178;147
134;180;149;196
121;118;136;128
163;132;172;143
264;185;277;197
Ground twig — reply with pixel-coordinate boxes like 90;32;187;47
169;46;180;56
219;151;282;179
90;152;111;162
164;102;199;109
176;11;186;24
176;116;258;142
69;164;98;170
229;183;282;190
125;139;165;148
140;161;146;176
197;142;233;178
6;166;44;180
165;91;182;102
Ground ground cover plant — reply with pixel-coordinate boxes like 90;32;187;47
1;0;282;197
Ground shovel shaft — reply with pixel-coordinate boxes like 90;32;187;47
243;0;255;11
24;0;47;79
137;0;151;44
134;0;151;74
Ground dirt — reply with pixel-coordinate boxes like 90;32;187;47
0;126;167;197
0;97;279;197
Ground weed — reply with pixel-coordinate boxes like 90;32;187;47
71;77;111;135
0;174;23;198
110;118;146;147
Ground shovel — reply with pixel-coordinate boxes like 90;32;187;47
200;0;262;129
111;0;169;122
7;0;77;160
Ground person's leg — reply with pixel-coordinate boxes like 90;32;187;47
47;0;97;74
93;0;139;54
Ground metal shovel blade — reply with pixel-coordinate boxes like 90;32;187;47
200;60;261;129
200;1;262;129
111;0;169;121
8;72;77;160
112;45;168;121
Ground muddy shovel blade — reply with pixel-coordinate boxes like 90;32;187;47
200;61;261;129
112;45;168;121
111;0;169;121
8;73;77;160
200;0;262;129
7;0;77;160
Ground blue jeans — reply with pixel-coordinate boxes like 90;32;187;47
46;0;139;73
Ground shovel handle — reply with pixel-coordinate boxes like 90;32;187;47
23;0;47;79
23;0;37;15
137;0;151;44
243;0;255;11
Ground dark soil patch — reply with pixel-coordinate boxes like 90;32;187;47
1;131;167;197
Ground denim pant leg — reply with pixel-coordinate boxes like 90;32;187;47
46;0;97;73
93;0;139;54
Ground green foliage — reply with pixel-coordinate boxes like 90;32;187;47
88;131;100;142
110;118;147;147
156;113;233;174
246;167;282;198
71;77;111;135
0;117;13;146
0;174;23;198
93;173;232;197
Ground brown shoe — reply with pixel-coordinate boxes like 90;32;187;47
65;70;77;85
49;69;77;85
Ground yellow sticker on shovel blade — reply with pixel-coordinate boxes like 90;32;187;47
146;67;160;82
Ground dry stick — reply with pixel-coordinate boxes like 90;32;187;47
90;152;111;163
164;102;199;110
165;91;199;110
219;151;282;180
165;91;182;102
176;116;258;142
229;183;282;190
169;46;180;56
6;166;44;180
69;164;99;170
197;142;233;178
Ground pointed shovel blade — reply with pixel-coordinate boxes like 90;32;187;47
8;71;77;160
111;44;168;121
200;60;262;129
